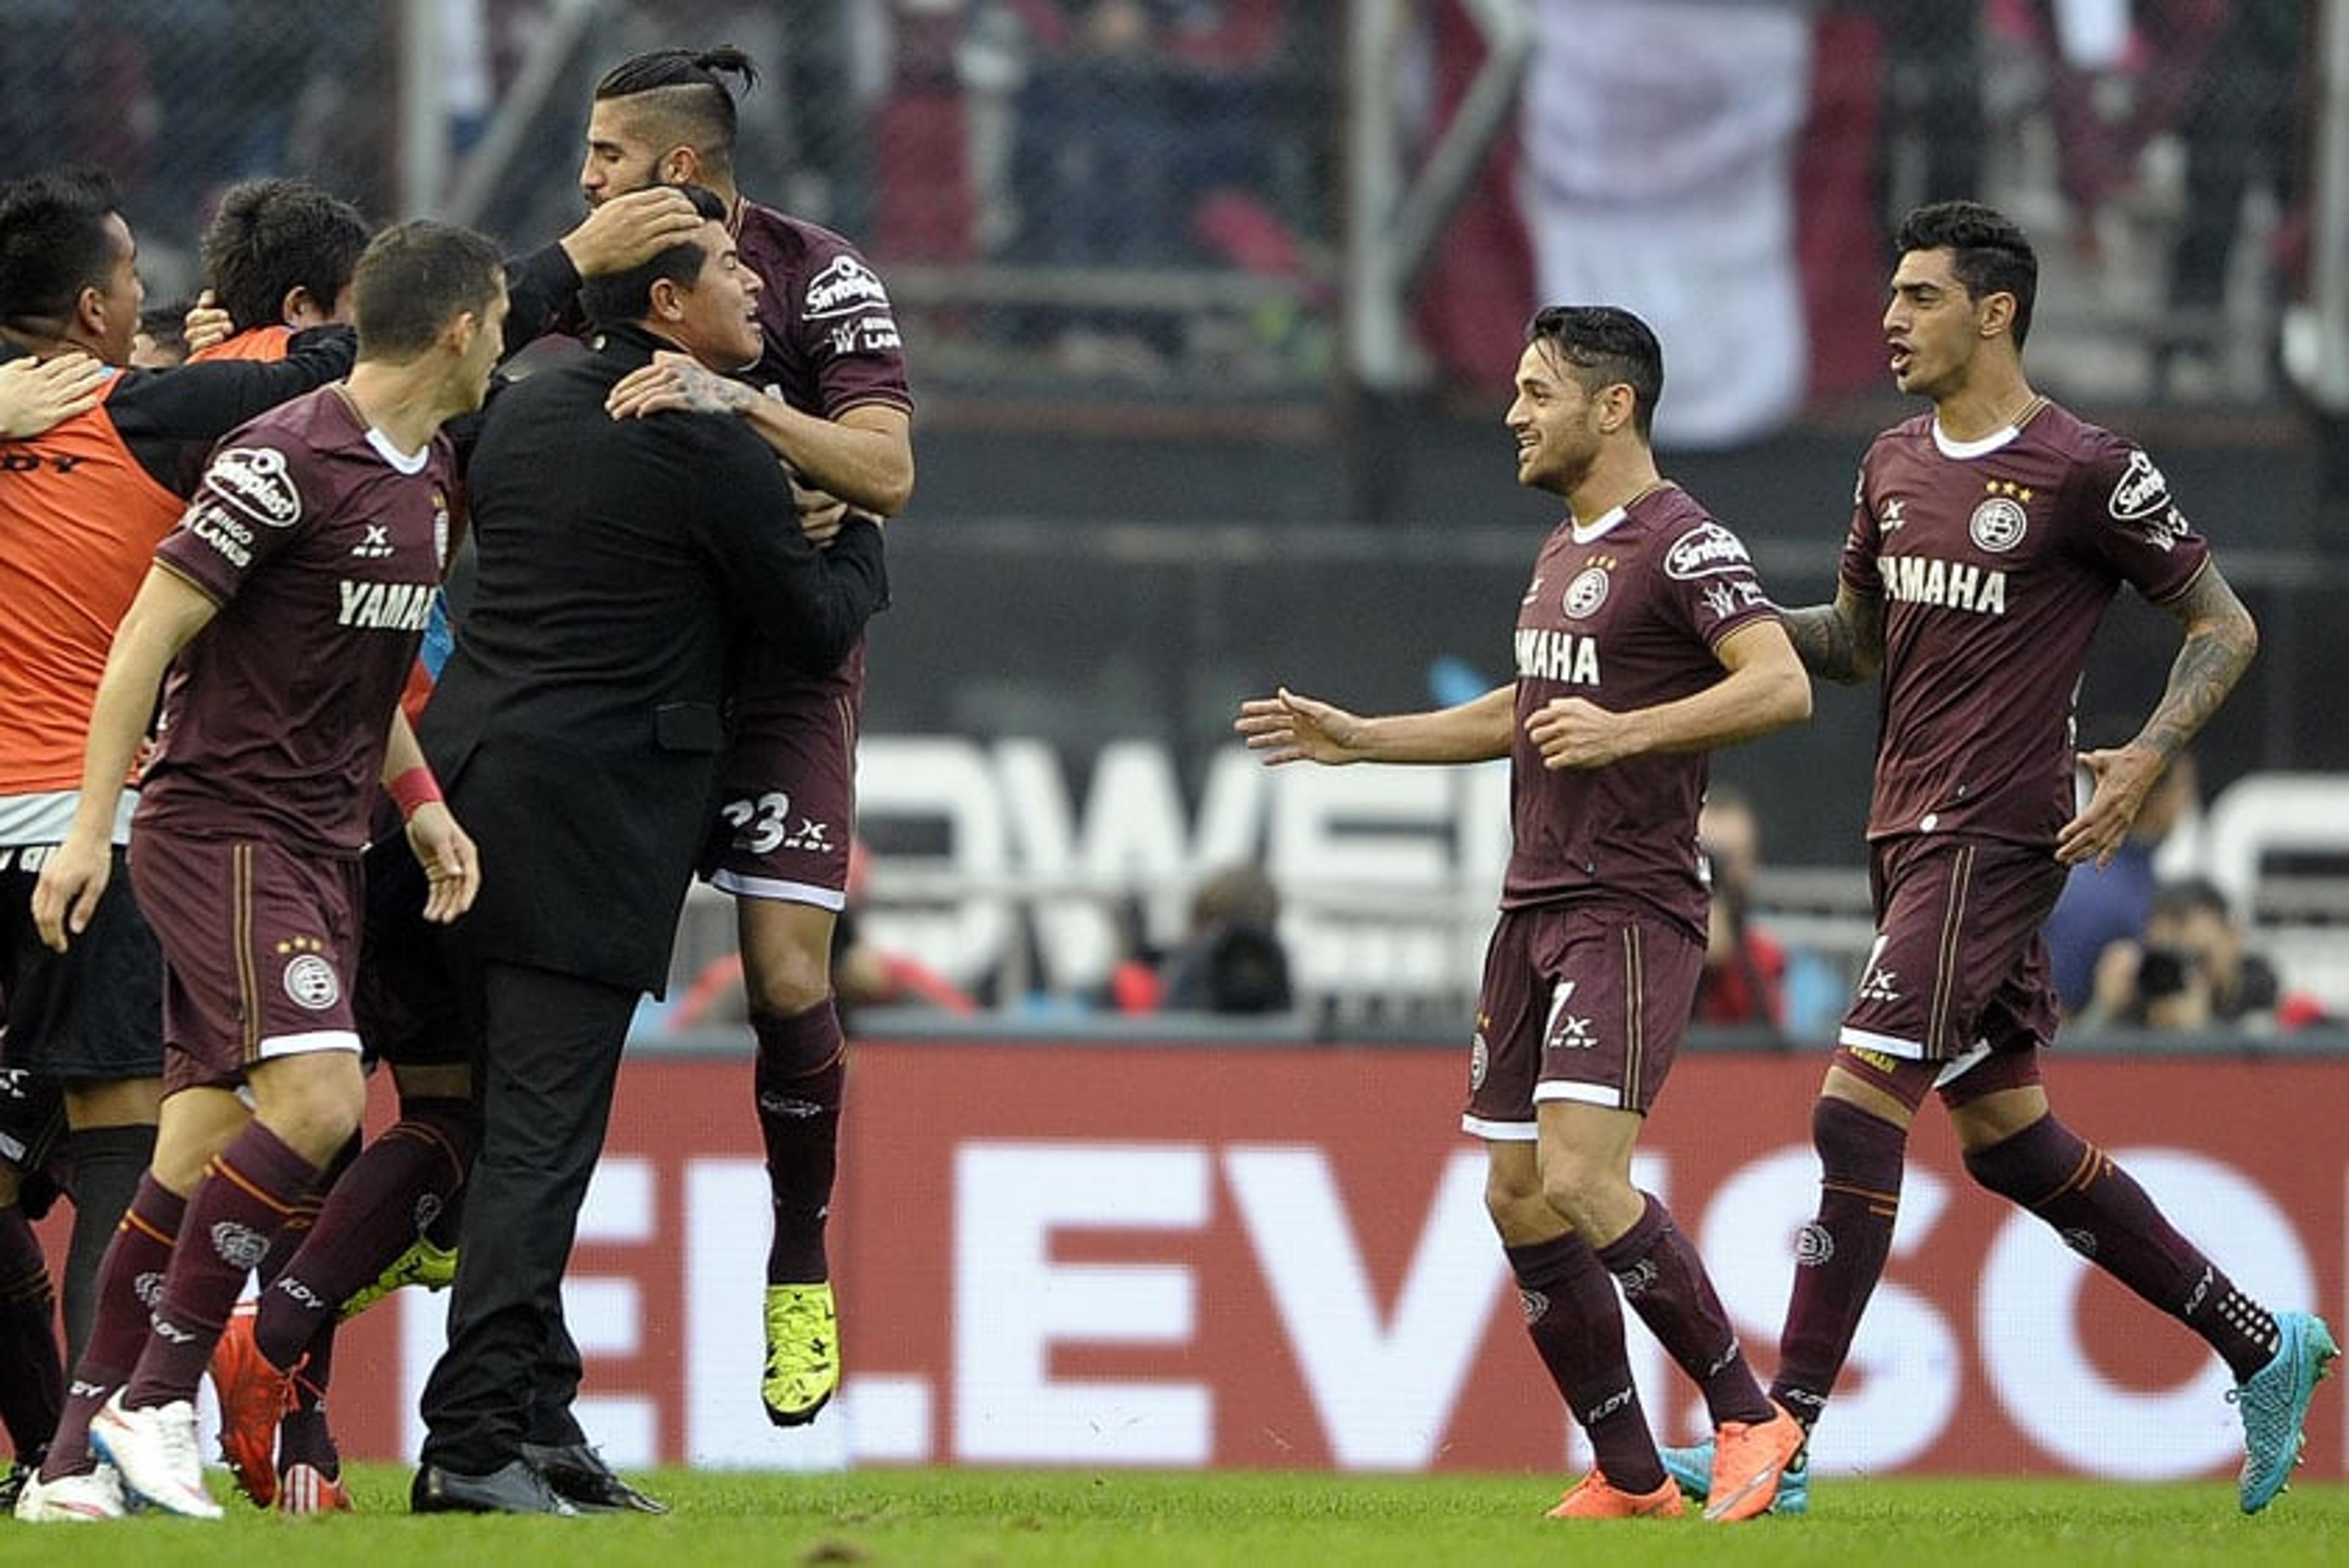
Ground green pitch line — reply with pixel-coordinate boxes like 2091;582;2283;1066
44;1468;2349;1568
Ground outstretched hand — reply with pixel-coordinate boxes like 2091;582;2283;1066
1234;687;1364;766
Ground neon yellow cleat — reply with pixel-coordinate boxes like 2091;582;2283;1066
762;1282;841;1427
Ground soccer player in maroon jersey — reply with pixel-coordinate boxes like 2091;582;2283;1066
581;45;915;1429
1658;200;2334;1517
1238;306;1813;1522
22;221;507;1522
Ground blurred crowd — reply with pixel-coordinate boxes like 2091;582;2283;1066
0;1;2317;423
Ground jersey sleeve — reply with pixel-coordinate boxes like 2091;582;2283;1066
1658;516;1779;651
790;235;913;419
152;433;318;604
2066;431;2211;604
1837;460;1885;596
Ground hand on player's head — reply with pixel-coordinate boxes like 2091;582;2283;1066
562;187;707;279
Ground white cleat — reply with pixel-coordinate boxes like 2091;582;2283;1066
14;1463;128;1522
89;1392;223;1520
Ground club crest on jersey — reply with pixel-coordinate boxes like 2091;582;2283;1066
1663;522;1751;580
1969;479;2030;553
205;445;302;529
803;255;890;320
2107;449;2173;520
1561;565;1610;619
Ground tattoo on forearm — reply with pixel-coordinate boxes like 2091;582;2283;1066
2137;623;2255;760
1784;604;1869;683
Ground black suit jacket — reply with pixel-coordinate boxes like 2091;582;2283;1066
421;324;888;993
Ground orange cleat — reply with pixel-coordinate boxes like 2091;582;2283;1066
208;1300;297;1509
1546;1470;1687;1520
275;1462;352;1515
1702;1399;1806;1522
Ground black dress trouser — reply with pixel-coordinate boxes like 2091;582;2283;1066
417;958;637;1474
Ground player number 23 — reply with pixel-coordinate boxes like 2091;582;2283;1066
722;792;793;854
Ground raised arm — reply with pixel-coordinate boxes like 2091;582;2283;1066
2058;562;2258;867
1234;684;1517;767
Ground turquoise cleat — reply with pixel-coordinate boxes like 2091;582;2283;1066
2233;1311;2338;1515
1659;1436;1809;1516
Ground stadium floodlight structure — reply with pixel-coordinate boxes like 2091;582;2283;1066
2285;0;2349;413
1342;0;1532;395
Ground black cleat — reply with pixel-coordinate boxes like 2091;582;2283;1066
519;1441;668;1515
410;1458;579;1515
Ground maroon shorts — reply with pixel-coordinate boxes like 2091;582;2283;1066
1464;900;1705;1137
1839;833;2065;1066
705;683;860;909
129;831;365;1094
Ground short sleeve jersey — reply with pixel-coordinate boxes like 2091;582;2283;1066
1502;484;1781;937
1839;402;2211;848
732;202;915;706
137;385;456;854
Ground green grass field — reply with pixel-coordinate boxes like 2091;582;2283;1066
12;1467;2346;1568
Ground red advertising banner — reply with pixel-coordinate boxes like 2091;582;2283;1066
165;1040;2345;1482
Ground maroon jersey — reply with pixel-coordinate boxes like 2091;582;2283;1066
1502;484;1781;936
138;385;456;854
733;201;915;708
1840;402;2210;848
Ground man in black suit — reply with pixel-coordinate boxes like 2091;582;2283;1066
409;184;889;1515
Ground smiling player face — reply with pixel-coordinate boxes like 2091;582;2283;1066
1504;341;1605;498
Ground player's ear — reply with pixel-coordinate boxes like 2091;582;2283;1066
662;146;700;187
75;282;111;343
645;274;683;323
283;285;327;330
1978;289;2017;339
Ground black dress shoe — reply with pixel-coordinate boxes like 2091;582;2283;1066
519;1441;669;1515
411;1458;579;1515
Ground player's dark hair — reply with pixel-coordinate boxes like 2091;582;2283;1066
579;183;730;327
201;177;372;335
1894;199;2038;349
351;221;506;361
593;45;757;182
0;167;124;338
138;299;193;366
1526;304;1664;441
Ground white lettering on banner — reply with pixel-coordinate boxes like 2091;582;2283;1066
1979;1150;2315;1477
1698;1148;1959;1473
854;739;1015;986
856;738;1510;1000
371;1122;2325;1479
1223;1147;1507;1468
395;1157;661;1466
954;1143;1212;1465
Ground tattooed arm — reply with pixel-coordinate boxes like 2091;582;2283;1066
1782;582;1885;685
2057;562;2258;867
